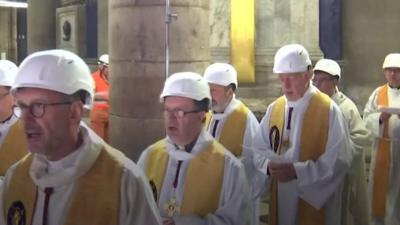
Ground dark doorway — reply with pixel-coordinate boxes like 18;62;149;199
86;0;98;58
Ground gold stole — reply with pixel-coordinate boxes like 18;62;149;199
4;145;124;225
372;85;390;217
145;139;224;217
0;120;28;176
205;102;249;157
268;91;330;225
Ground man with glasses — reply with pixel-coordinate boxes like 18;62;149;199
363;53;400;225
90;54;110;141
138;72;250;225
0;50;161;225
203;63;259;225
313;58;371;225
251;44;351;225
0;60;28;176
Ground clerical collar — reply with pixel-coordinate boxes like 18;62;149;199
174;138;197;153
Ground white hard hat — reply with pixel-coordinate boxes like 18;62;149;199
273;44;311;74
98;54;109;65
0;60;18;87
203;63;238;88
313;59;341;78
12;49;94;107
160;72;211;104
382;53;400;69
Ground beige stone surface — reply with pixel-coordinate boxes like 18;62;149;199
109;0;210;159
0;8;16;61
27;0;57;53
109;115;165;161
209;0;229;48
342;0;400;109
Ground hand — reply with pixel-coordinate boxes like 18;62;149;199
379;112;391;124
268;161;297;182
163;219;175;225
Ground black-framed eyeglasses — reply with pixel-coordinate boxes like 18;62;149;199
312;76;335;84
12;102;72;118
163;108;202;119
0;92;10;101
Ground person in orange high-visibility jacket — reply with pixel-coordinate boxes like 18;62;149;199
90;54;110;142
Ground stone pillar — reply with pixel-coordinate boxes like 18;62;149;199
258;0;322;55
27;0;58;54
0;7;17;61
109;0;210;160
98;0;108;55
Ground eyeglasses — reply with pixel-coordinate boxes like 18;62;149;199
312;77;335;84
163;108;202;118
12;102;72;118
0;92;9;101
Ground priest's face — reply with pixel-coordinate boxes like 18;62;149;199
163;96;205;146
312;71;338;97
209;83;233;113
279;71;312;101
13;87;83;161
384;67;400;89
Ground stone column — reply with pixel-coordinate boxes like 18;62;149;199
27;0;58;54
98;0;108;55
258;0;322;55
109;0;210;160
0;7;17;61
253;0;323;100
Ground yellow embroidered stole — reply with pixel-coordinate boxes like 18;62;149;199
145;139;224;217
0;120;28;176
205;102;248;157
372;85;390;217
4;145;124;225
268;91;330;225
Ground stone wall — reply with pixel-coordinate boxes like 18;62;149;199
342;0;400;112
0;7;17;61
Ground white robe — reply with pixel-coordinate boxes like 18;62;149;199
332;90;372;225
0;125;162;225
138;129;251;225
363;85;400;225
207;97;260;225
252;85;352;225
